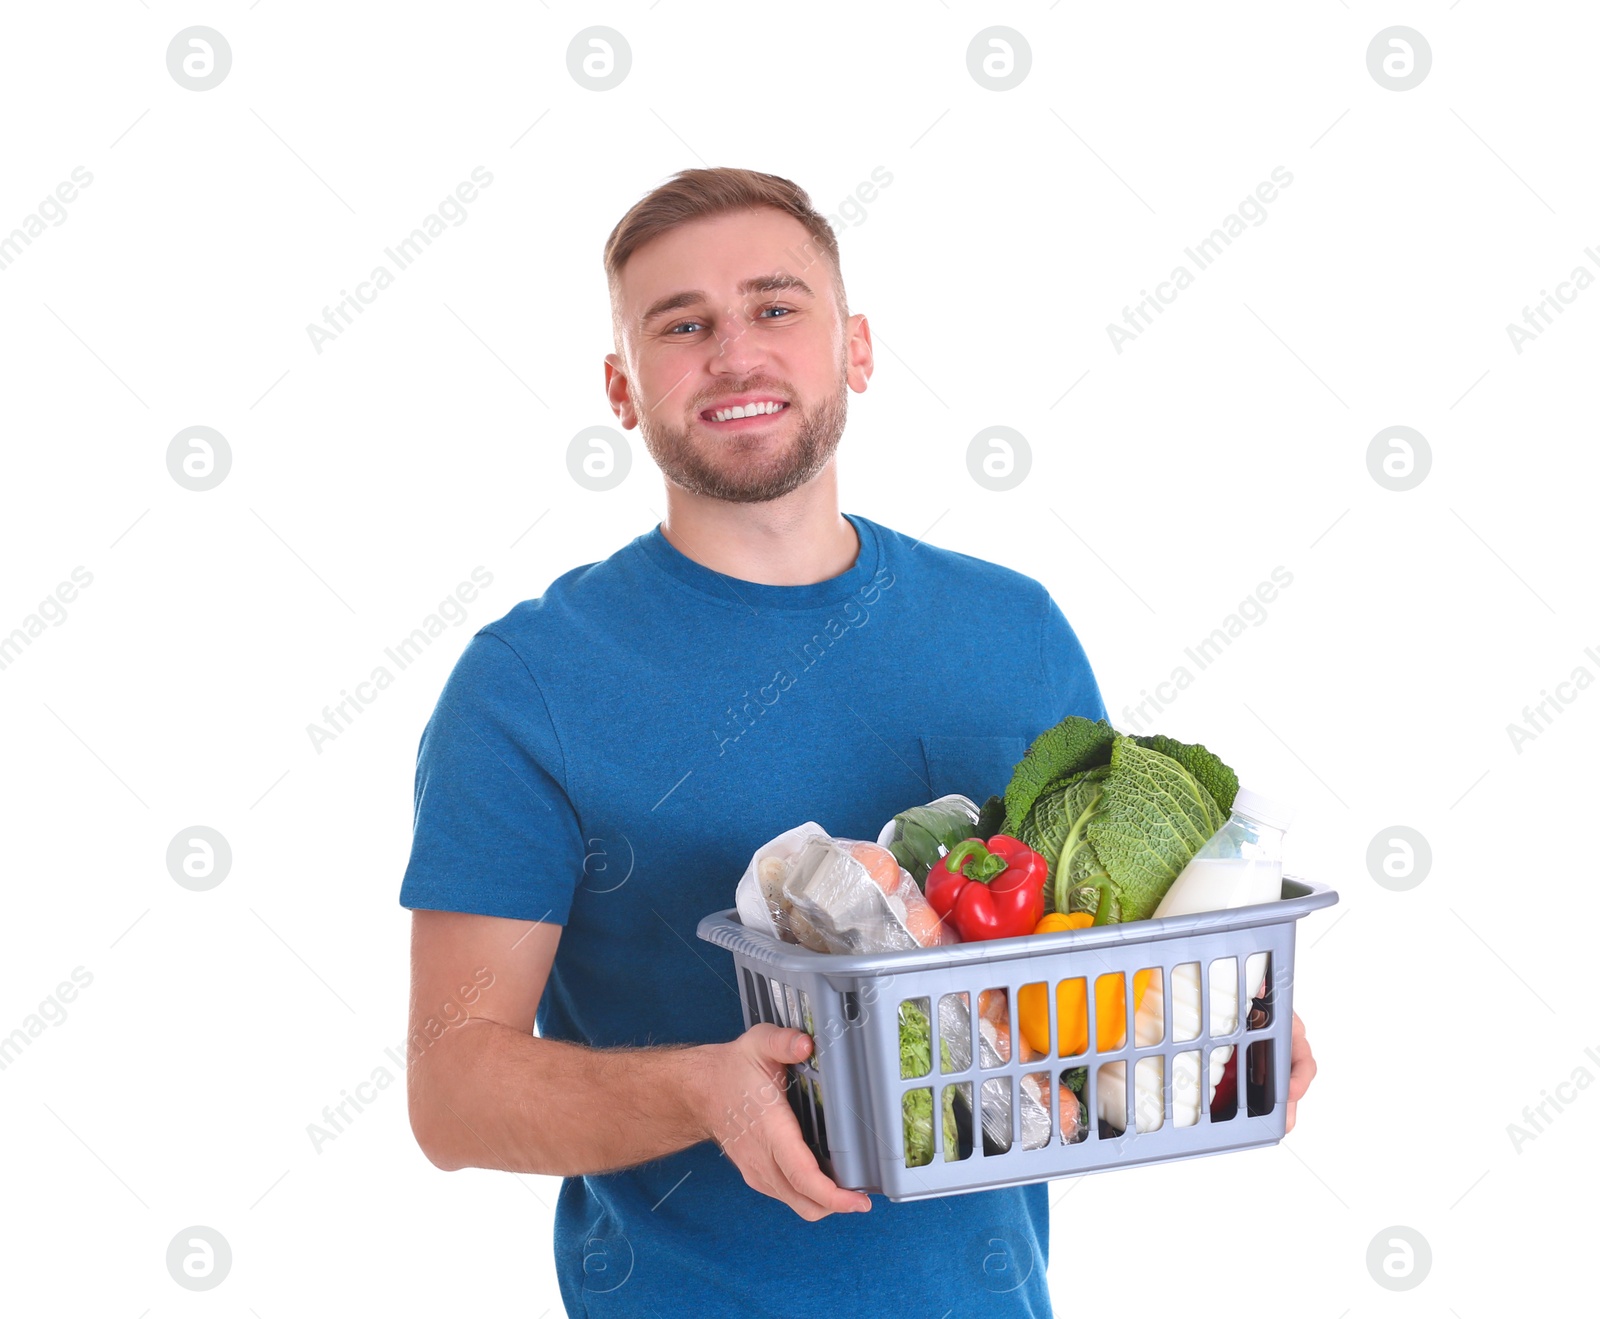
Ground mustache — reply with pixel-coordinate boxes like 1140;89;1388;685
694;389;792;411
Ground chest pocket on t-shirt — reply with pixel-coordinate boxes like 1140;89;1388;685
919;734;1027;806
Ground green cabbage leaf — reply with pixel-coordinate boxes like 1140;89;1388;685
1002;716;1237;922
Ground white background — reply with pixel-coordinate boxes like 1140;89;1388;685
2;2;1594;1314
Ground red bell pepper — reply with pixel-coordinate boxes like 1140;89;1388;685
925;835;1046;942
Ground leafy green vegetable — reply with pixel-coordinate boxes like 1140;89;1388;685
899;999;958;1166
1001;718;1117;837
899;998;933;1079
1131;733;1239;820
1085;739;1227;921
1063;1067;1087;1094
974;793;1006;840
884;796;980;889
1003;716;1237;923
1020;766;1109;915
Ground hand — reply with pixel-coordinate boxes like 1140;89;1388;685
693;1024;873;1220
1285;1011;1316;1133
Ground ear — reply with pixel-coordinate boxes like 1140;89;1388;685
845;313;873;394
603;354;639;429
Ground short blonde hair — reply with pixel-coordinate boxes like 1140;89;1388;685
603;167;847;341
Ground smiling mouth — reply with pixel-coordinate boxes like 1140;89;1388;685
698;401;791;428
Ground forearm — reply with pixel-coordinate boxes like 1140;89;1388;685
410;1017;714;1176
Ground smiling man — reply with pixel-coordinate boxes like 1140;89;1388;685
398;167;1317;1317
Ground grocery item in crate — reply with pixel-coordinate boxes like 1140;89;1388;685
935;990;1054;1154
925;835;1047;941
699;871;1337;1201
1100;787;1293;1132
875;793;981;890
937;988;1009;1069
999;715;1239;922
899;999;958;1166
783;836;954;953
733;820;830;945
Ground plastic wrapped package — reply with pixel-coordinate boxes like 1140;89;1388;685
940;992;1015;1151
781;836;955;954
1017;1074;1053;1151
733;822;830;945
937;992;974;1072
875;794;981;889
936;990;1051;1153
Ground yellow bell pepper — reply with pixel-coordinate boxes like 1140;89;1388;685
1032;912;1088;935
1019;912;1153;1056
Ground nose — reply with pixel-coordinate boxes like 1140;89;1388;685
708;299;769;375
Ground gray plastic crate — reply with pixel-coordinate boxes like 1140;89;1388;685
697;876;1336;1202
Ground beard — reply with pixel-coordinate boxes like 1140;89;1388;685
633;357;850;504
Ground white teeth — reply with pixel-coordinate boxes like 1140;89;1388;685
709;401;785;422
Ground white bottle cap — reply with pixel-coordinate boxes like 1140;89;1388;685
1231;786;1294;831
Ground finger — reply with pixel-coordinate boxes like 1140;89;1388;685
770;1124;871;1215
1283;1011;1313;1126
751;1174;828;1222
742;1160;818;1213
754;1024;812;1064
733;1083;854;1219
770;1123;861;1212
1287;1033;1317;1103
751;1152;833;1220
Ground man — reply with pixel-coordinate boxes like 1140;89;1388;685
399;167;1317;1316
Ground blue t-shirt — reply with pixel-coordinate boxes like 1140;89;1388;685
399;512;1105;1318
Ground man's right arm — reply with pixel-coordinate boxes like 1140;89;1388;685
403;909;872;1219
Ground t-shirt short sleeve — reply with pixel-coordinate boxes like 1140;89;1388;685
1040;588;1108;723
398;628;585;925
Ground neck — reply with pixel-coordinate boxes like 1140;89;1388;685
656;463;859;586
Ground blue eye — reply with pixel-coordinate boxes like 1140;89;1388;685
666;306;793;335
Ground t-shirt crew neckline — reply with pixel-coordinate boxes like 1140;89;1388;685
635;512;882;613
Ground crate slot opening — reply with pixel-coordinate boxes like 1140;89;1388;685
979;1076;1013;1155
753;973;777;1025
1096;1055;1165;1134
978;988;1012;1068
1208;957;1240;1036
1208;1047;1238;1122
945;1082;973;1162
1246;1039;1275;1117
898;997;933;1079
788;1068;813;1150
938;992;972;1073
1054;976;1088;1059
1171;962;1201;1042
1248;950;1273;1027
1059;1068;1088;1144
902;1087;935;1168
1017;980;1049;1063
739;968;760;1028
811;1076;829;1153
1021;1072;1052;1150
